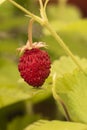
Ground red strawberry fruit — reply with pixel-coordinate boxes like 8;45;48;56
18;48;51;87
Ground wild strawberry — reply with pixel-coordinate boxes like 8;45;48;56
18;48;51;87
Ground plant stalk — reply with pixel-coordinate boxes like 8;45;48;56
45;22;85;72
28;19;34;48
7;0;43;24
7;0;85;73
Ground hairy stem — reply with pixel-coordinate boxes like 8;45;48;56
27;19;34;48
7;0;85;73
44;0;49;10
45;22;85;73
39;0;48;21
7;0;43;24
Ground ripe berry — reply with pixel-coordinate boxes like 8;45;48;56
18;48;51;87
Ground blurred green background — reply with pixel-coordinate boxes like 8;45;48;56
0;0;87;130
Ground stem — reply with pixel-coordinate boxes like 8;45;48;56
45;22;85;73
7;0;85;73
39;0;44;10
39;0;48;21
28;19;34;48
7;0;43;24
59;0;68;6
52;74;71;121
44;0;49;10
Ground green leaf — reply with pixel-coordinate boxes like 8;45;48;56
7;115;40;130
55;70;87;123
51;56;87;77
51;56;87;123
0;0;6;5
31;76;52;104
25;120;87;130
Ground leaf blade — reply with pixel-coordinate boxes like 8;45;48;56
55;70;87;123
25;120;87;130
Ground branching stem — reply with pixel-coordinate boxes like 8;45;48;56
6;0;87;117
7;0;85;73
7;0;43;24
44;22;85;73
44;0;49;10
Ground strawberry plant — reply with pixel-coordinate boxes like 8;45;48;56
0;0;87;130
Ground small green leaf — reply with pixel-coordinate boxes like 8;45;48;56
0;0;6;5
25;120;87;130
